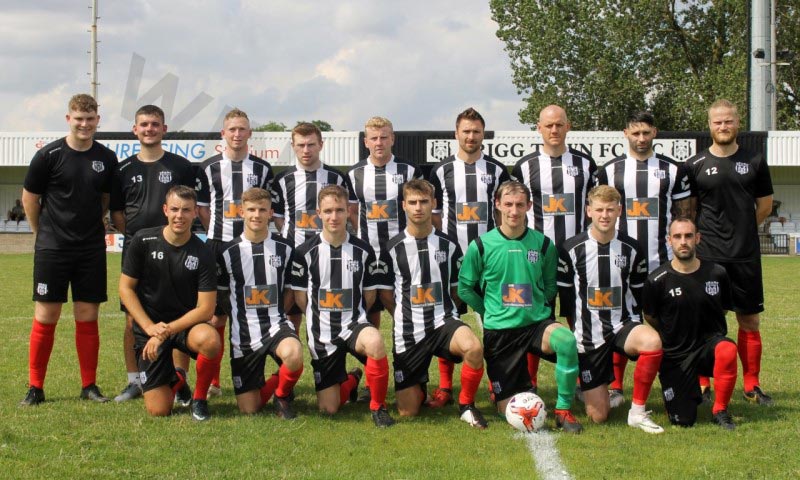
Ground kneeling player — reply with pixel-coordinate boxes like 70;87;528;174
290;185;395;427
377;180;486;428
218;188;304;418
558;185;664;433
643;218;737;429
459;181;583;433
119;186;221;420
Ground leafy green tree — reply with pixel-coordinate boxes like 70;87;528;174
776;2;799;129
295;120;334;132
253;121;288;132
490;1;750;130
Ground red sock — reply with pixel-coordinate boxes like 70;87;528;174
172;368;187;398
75;321;100;388
339;372;359;406
610;352;628;390
458;363;484;405
260;373;279;407
211;324;225;387
438;358;454;390
698;375;711;389
193;354;215;400
738;329;762;392
276;364;303;398
366;356;389;411
632;350;662;406
29;319;56;389
712;341;738;414
526;353;540;388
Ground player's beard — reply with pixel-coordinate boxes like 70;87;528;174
711;130;737;146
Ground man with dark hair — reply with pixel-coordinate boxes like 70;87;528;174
196;108;275;400
289;185;395;427
643;218;737;430
218;187;304;418
20;93;117;406
594;110;691;408
119;186;220;419
511;104;597;394
272;122;350;332
377;179;487;429
684;99;774;406
428;107;510;408
460;180;582;433
110;104;196;403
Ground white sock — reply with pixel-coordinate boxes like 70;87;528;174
127;372;141;386
629;402;646;414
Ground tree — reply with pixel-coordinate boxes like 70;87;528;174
776;1;800;129
490;1;751;130
253;121;288;132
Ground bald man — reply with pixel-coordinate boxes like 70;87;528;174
511;105;597;392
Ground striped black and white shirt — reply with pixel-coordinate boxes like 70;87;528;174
347;156;421;256
596;154;690;271
289;233;380;359
197;153;274;242
377;229;461;353
557;231;647;353
429;154;511;253
511;149;596;246
218;233;294;359
271;165;349;248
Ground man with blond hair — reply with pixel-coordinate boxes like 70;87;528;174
684;99;775;406
21;94;117;406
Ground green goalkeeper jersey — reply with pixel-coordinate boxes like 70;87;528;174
458;227;557;330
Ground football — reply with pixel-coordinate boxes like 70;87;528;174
505;391;547;432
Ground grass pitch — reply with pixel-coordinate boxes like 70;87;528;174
0;254;798;479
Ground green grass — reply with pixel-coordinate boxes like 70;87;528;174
0;254;799;479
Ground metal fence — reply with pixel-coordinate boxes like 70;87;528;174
760;233;790;254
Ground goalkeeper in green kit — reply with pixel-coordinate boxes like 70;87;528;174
459;180;582;433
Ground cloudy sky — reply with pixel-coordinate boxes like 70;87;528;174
0;1;530;133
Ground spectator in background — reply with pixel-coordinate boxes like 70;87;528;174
8;199;26;223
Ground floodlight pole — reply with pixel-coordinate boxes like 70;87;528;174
89;0;99;101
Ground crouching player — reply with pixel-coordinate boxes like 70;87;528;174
643;218;737;429
377;180;487;428
217;188;304;418
290;185;395;427
459;181;583;433
119;186;221;419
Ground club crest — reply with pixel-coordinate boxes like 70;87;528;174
434;250;448;263
346;260;361;273
430;140;451;161
37;283;48;296
269;255;283;268
705;281;720;296
158;171;172;184
613;254;628;269
480;174;493;184
185;255;199;271
527;250;539;264
246;174;260;186
565;165;579;177
735;162;750;175
92;161;105;173
392;174;405;184
652;169;666;180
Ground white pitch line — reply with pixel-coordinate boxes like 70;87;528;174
518;431;574;480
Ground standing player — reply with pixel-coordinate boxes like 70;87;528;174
643;218;737;429
459;181;583;433
20;94;117;406
511;104;597;392
557;185;664;433
217;188;304;418
428;107;510;408
110;104;196;403
685;99;774;406
272;122;350;331
595;111;691;407
347;116;421;403
197;108;275;399
118;186;221;419
377;180;487;428
289;185;395;427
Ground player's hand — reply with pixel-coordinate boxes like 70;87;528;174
145;322;169;338
142;336;163;361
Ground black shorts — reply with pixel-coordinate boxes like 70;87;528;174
134;328;197;393
718;259;764;314
206;239;230;316
660;335;734;426
310;323;371;391
230;326;299;395
578;322;639;391
393;320;465;391
483;320;559;402
119;235;134;312
32;248;107;303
